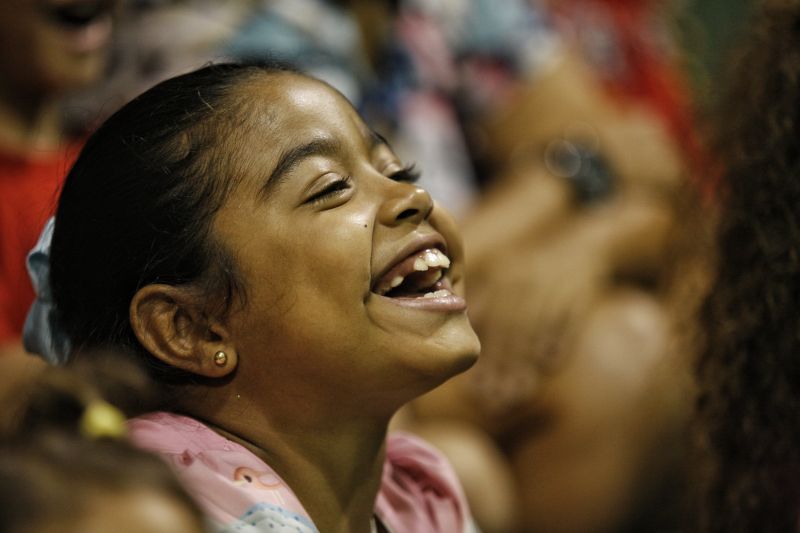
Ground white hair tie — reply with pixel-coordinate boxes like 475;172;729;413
23;217;72;365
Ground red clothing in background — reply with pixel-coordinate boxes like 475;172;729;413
0;145;77;343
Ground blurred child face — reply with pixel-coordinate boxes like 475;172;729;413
212;74;480;413
30;491;205;533
54;490;205;533
0;0;115;96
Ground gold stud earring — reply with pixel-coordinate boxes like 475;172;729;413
213;350;228;367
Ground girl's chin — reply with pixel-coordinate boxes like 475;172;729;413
408;334;481;391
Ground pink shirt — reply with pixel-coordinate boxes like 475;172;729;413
129;412;474;532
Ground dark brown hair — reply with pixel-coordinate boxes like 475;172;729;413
50;62;296;381
0;360;204;533
697;1;800;530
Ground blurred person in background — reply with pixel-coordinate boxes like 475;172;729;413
64;0;251;122
696;1;800;531
0;0;116;362
399;1;717;531
0;357;207;533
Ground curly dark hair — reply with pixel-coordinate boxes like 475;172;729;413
697;1;800;531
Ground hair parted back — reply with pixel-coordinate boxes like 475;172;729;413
50;61;297;380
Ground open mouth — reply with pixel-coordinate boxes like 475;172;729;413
373;248;454;299
43;0;113;29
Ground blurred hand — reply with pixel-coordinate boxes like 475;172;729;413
464;187;675;421
466;225;606;418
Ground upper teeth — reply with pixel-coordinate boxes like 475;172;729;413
376;248;452;295
413;249;451;271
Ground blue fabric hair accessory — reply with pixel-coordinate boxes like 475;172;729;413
23;217;72;365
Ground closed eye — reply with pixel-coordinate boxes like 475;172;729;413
306;176;353;205
389;164;421;183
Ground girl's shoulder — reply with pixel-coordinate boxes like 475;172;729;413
129;411;315;531
379;432;474;533
128;414;474;533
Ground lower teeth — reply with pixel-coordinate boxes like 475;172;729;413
423;289;450;299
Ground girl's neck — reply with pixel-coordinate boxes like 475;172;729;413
200;407;390;533
0;83;64;153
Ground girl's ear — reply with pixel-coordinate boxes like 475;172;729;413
129;284;237;378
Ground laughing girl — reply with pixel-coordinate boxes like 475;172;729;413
43;63;481;533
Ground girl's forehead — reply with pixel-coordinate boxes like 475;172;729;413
219;73;378;200
237;73;371;146
241;73;354;117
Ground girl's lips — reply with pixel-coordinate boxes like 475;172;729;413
374;278;467;312
379;292;467;312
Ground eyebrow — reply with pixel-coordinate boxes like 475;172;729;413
370;130;391;150
259;136;345;199
258;130;392;199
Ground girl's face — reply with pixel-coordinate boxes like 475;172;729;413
212;74;480;412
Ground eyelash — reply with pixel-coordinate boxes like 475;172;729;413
306;164;421;205
389;164;421;183
308;175;353;205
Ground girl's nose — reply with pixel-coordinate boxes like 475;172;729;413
378;183;434;226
